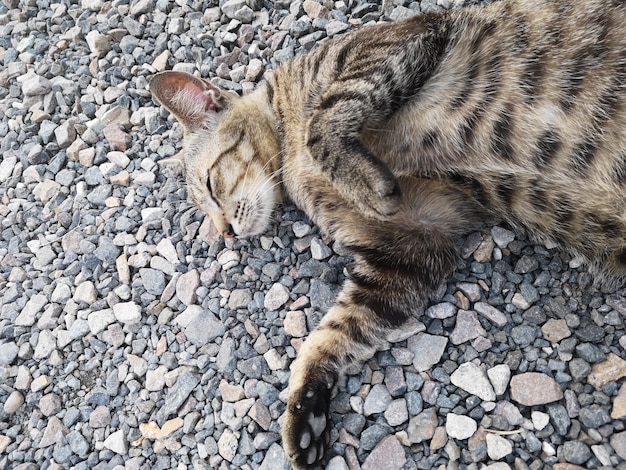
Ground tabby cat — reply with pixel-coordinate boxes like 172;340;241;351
150;0;626;467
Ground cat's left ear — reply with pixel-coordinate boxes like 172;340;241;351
149;71;234;131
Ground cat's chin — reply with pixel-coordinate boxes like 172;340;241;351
233;213;274;238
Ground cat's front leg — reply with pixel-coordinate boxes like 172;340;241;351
282;216;462;467
282;285;388;469
305;98;401;219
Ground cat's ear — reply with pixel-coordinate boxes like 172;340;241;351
149;71;231;131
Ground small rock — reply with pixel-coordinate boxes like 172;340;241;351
89;406;111;428
219;381;245;402
39;393;62;416
73;281;97;304
22;74;52;96
284;310;307;337
310;237;333;260
486;433;513;460
406;408;437;444
31;376;50;392
183;306;226;347
264;283;290;311
578;404;610;428
474;302;508;327
146;366;168;391
611;382;626;419
176;269;200;305
384;399;408;426
218;428;238;461
362;435;406;470
514;255;539;273
588;353;626;389
487;364;511;396
39;416;68;448
327;456;350;470
561;441;592;465
15;294;47;327
446;413;477;440
4;391;25;413
103;429;128;455
495;401;524;426
113;301;142;324
103;124;132;151
0;342;19;365
140;268;166;295
542;319;571;343
364;384;392;416
510;373;563;406
610;431;626;460
66;430;89;457
450;362;496;401
531;411;550;431
229;289;252;310
407;333;448;372
86;30;111;56
249;400;271;430
425;302;456;319
491;226;515;248
156;371;200;423
258;442;291;470
450;310;488;345
430;426;448;451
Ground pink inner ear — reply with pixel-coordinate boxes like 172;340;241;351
182;82;218;113
205;97;218;112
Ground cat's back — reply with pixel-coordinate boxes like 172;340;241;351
322;0;626;273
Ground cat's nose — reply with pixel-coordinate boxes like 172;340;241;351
223;224;236;238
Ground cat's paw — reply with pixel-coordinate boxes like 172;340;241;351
282;376;335;469
349;161;402;218
363;171;402;216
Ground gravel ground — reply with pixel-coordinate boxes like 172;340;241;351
1;0;626;469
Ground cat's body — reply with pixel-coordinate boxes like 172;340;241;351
150;0;626;467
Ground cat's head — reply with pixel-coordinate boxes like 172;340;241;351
150;71;282;238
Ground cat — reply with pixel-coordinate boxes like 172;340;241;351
149;0;626;467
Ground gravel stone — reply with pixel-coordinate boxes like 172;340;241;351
450;362;496;401
445;413;477;440
362;435;407;470
487;364;511;396
407;408;438;444
364;384;393;416
0;342;19;365
578;404;611;428
4;391;25;413
510;373;564;406
407;333;448;372
450;310;488;345
183;306;226;346
89;405;111;428
103;429;128;455
561;441;592;465
611;431;626;460
39;393;62;416
486;433;513;460
264;283;290;311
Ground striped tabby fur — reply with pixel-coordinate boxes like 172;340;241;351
150;0;626;467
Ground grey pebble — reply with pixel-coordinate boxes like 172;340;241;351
157;371;200;424
560;441;592;465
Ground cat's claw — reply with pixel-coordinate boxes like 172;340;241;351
282;377;335;469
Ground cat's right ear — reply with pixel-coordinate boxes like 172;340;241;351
149;71;227;131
